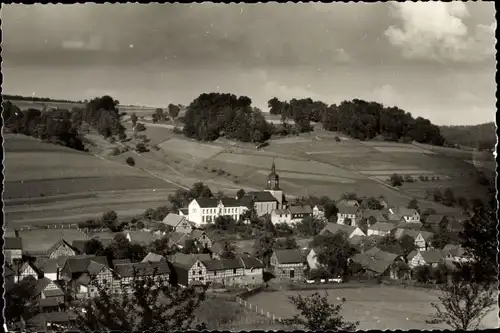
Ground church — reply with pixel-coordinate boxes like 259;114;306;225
182;159;287;226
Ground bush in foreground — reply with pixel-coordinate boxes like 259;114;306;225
126;157;135;166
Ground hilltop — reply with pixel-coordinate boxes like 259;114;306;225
439;122;496;151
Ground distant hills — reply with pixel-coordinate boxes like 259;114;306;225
439;122;495;151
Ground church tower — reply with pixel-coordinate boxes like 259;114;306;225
265;158;285;209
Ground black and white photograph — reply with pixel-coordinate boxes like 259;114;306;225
2;2;498;331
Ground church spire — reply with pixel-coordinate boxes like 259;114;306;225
271;157;276;174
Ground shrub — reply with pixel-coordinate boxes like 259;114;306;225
217;169;225;176
211;168;217;173
404;175;414;183
334;136;341;142
390;173;403;187
111;147;121;156
136;143;148;153
126;157;136;166
135;123;146;132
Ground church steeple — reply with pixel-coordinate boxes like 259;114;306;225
266;158;280;190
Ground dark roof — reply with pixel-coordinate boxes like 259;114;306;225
32;311;78;324
112;259;131;266
273;249;304;264
162;213;188;227
337;204;359;215
289;205;313;215
191;229;209;240
5;237;23;250
210;242;225;254
361;210;387;221
420;249;443;263
320;223;356;236
39;258;58;274
71;240;87;254
64;256;108;275
194;197;241;208
389;207;418;217
349;235;364;246
57;254;97;268
179;208;189;215
243;191;278;203
168;232;192;247
239;256;265;269
369;222;397;232
418;231;434;241
126;231;159;245
168;253;211;268
352;247;398;275
43;288;64;297
378;244;405;256
142;252;166;263
35;277;55;296
201;258;243;271
115;261;170;277
425;214;446;225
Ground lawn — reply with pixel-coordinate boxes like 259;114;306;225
247;286;498;330
159;138;226;160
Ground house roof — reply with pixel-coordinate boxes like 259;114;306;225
420;249;443;264
5;237;23;250
168;232;192;247
162;213;188;227
191;229;208;240
39;258;58;274
378;244;405;256
63;256;108;275
442;244;466;257
210;242;225;254
361;209;387;221
239;256;265;269
273;249;304;264
337;204;359;215
349;235;364;246
351;253;394;275
112;259;131;266
142;252;166;263
202;258;243;271
43;288;64;297
35;277;54;296
71;240;87;254
273;209;290;215
390;207;418;217
194;197;241;208
320;223;356;236
396;221;422;229
115;261;170;277
168;253;211;268
126;231;159;245
32;311;78;324
4;265;16;277
339;199;359;207
179;208;189;215
369;222;397;232
289;205;313;215
425;214;446;225
244;191;278;203
418;231;434;241
87;261;106;275
57;254;97;268
46;239;78;255
364;247;398;262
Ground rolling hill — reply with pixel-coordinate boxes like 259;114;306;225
439;122;496;150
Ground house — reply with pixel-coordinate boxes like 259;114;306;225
414;231;434;251
239;255;265;286
5;237;23;263
38;259;60;281
190;229;213;249
168;232;193;249
351;247;405;279
59;256;110;296
39;296;65;313
425;214;448;230
271;208;292;225
360;209;387;223
168;253;212;287
270;249;305;281
125;231;159;246
114;261;170;292
367;222;397;237
408;249;443;268
162;213;195;234
202;258;245;286
142;252;167;263
187;197;246;226
312;205;325;219
288;205;313;223
209;242;225;260
239;191;279;216
442;244;469;263
47;239;79;259
336;204;359;225
387;207;420;223
319;223;366;238
13;261;43;283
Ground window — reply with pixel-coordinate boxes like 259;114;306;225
197;262;200;267
199;270;202;275
199;277;204;281
290;270;295;279
233;268;236;274
214;271;217;276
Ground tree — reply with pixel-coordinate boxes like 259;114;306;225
443;188;456;206
155;108;165;121
214;215;236;232
398;234;416;259
168;103;180;119
426;272;496;330
275;236;299;250
252;231;275;267
136;143;148;153
76;268;208;331
362;197;383;210
377;234;398;247
413;265;432;283
433;189;443;203
236;188;245;200
390;173;403;187
312;232;358;277
457;196;469;212
324;201;338;221
5;275;39;329
220;240;237;259
130;112;138;127
407;198;419;212
126;157;135;166
295;216;326;237
147;236;172;257
283;292;358;331
83;239;105;255
102;210;119;230
183;239;199;254
367;216;378;227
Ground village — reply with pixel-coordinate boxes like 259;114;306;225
4;161;474;329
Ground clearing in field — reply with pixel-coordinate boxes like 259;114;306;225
247;286;498;330
159;138;226;160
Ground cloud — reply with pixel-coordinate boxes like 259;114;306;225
385;2;495;62
369;84;398;106
62;36;102;51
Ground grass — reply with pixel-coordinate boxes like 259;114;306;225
159;138;226;160
246;285;498;330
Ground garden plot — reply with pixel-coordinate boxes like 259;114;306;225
159;138;226;160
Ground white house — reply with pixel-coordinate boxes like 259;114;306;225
271;209;292;225
187;197;247;226
336;205;359;225
367;222;397;237
387;207;420;223
312;205;325;219
414;231;434;251
289;205;313;224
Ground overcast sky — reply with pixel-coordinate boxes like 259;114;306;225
2;2;496;125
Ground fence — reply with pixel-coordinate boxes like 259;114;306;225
235;296;284;324
18;223;80;231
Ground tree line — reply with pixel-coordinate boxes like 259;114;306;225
2;94;85;104
2;96;126;151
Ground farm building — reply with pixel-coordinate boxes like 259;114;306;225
239;191;279;216
351;247;407;279
190;229;213;249
13;261;43;283
387;207;420;224
113;261;170;293
59;256;110;296
35;277;65;299
187;197;246;226
270;249;306;281
162;213;195;234
367;222;397;236
288;205;313;223
271;208;292;225
336;204;360;225
4;236;23;263
168;253;212;287
360;209;387;223
424;214;448;230
414;231;434;251
46;239;79;259
125;231;159;246
319;223;366;238
203;256;265;287
408;249;443;268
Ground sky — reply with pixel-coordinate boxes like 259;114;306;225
2;2;496;125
